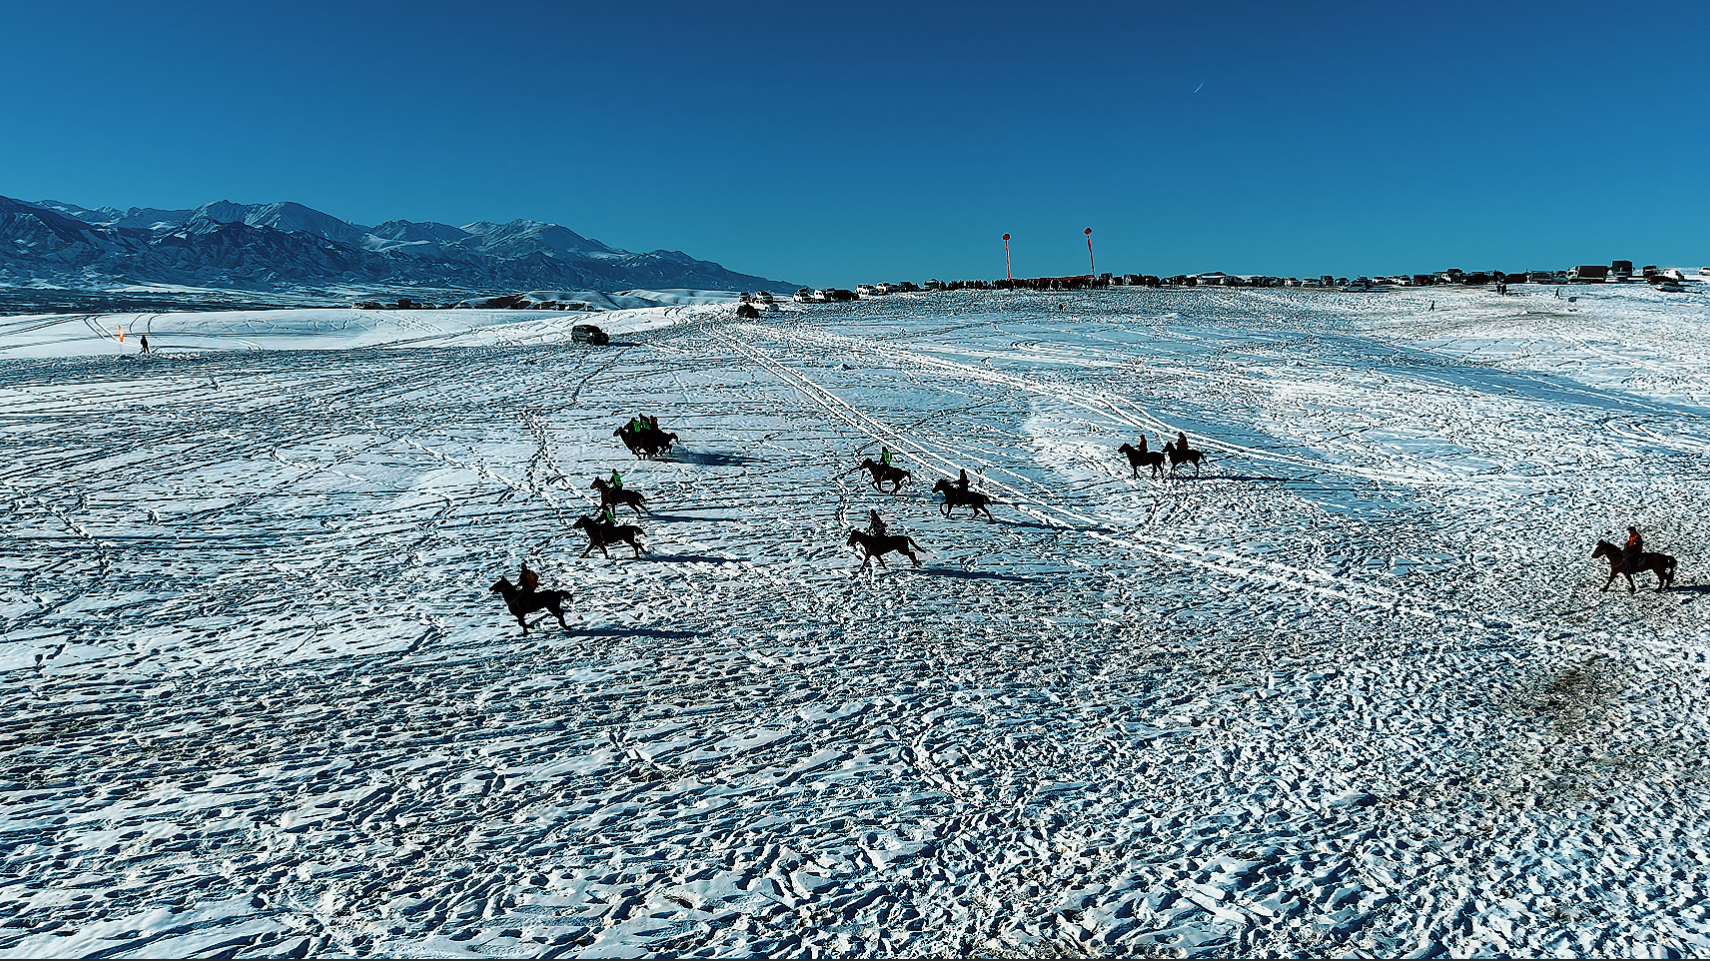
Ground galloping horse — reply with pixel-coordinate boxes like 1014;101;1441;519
573;515;648;558
490;577;572;635
1592;540;1677;593
1118;442;1166;479
1163;441;1205;476
855;457;912;493
846;528;924;570
591;477;651;516
932;479;995;520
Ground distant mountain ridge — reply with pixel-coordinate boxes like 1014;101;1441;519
1;197;793;294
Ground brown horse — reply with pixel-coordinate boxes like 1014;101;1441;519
932;479;995;520
490;577;572;635
573;515;647;558
846;528;924;570
855;457;912;493
591;477;651;515
1118;442;1165;478
1592;540;1677;593
1163;440;1205;476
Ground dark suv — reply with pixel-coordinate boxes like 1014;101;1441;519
571;324;609;345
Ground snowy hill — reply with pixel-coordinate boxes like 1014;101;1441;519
3;283;1710;956
0;195;793;294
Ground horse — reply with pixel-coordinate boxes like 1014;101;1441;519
591;477;651;516
1118;442;1165;479
855;457;912;493
1163;440;1205;476
932;479;995;520
573;515;648;558
1592;540;1677;593
846;528;924;570
615;424;679;459
489;577;572;635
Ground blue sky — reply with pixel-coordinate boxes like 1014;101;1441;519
3;0;1704;286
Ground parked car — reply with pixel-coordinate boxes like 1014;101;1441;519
571;324;609;345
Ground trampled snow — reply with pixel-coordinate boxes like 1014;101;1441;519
3;282;1709;957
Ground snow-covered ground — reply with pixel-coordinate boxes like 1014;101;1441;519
3;282;1709;958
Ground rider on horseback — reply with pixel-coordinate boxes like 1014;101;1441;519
519;563;540;593
1624;525;1644;571
868;509;887;538
957;468;971;490
1136;434;1148;454
1176;430;1189;451
880;446;893;466
600;504;618;527
610;468;623;490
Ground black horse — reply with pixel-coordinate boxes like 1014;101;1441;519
846;528;924;570
591;477;651;515
615;424;679;459
1118;442;1165;479
932;479;995;520
490;577;572;635
573;515;648;558
1592;540;1678;593
855;457;912;493
1163;440;1205;476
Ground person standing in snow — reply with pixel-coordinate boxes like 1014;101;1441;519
139;333;150;354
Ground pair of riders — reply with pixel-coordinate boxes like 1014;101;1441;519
1133;431;1189;451
627;414;660;434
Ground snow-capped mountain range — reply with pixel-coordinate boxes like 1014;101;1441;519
0;196;793;294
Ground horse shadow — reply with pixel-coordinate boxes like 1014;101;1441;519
987;517;1112;535
671;450;762;467
911;566;1049;585
640;552;743;565
567;626;707;640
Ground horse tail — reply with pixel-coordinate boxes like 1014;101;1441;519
908;537;926;553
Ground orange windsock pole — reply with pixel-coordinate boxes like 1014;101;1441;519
1002;234;1011;281
1085;228;1095;277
